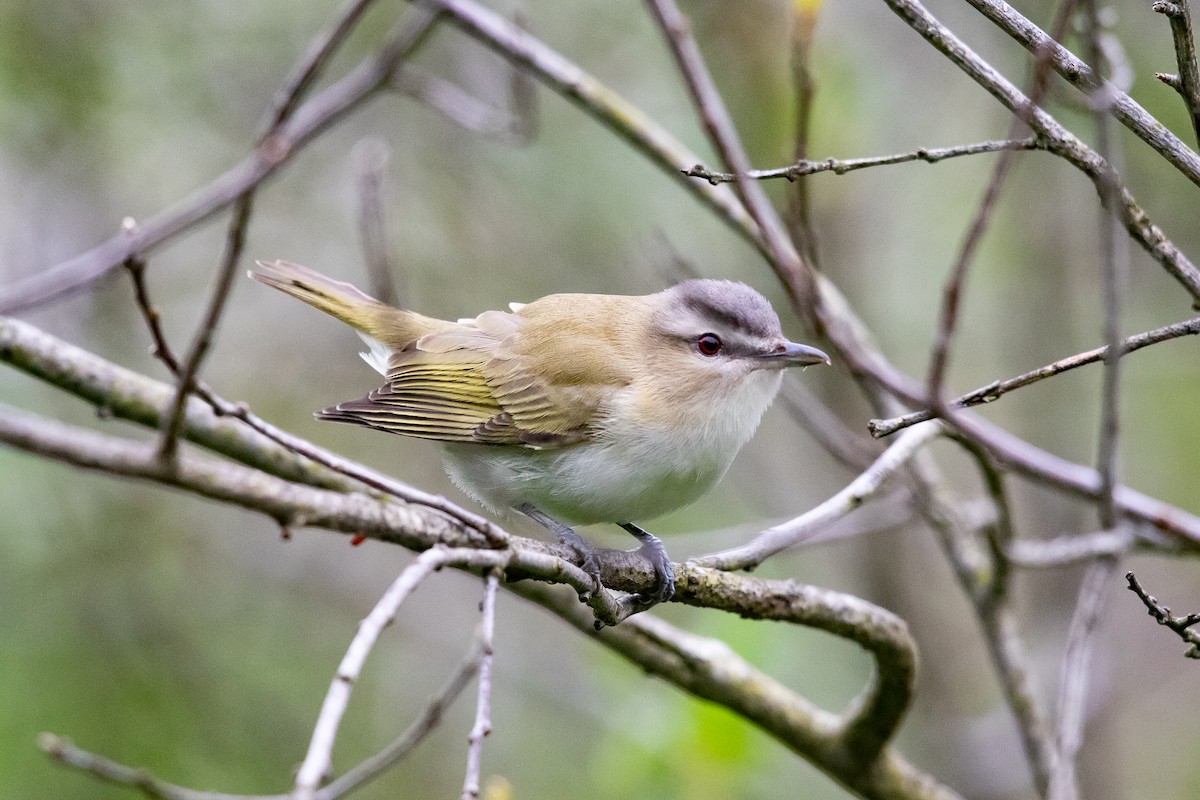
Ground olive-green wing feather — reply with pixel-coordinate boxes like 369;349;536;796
318;308;600;448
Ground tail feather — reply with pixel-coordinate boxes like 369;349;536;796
249;259;454;349
250;260;381;333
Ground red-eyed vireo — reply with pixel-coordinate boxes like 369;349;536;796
250;260;829;606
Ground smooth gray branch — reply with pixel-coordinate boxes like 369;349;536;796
1049;558;1119;800
292;548;510;800
694;421;943;571
461;571;500;800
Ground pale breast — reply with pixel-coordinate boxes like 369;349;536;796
440;369;784;525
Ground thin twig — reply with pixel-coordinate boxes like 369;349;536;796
157;193;254;463
1125;571;1200;658
1049;557;1118;800
40;733;264;800
353;137;400;306
269;0;384;128
1045;27;1124;789
208;395;509;545
869;315;1200;437
318;639;483;798
461;570;500;800
684;137;1046;184
964;0;1200;186
0;8;442;315
882;0;1200;306
1154;0;1200;145
694;421;944;571
1082;0;1128;535
940;434;1057;794
124;252;183;375
160;2;406;462
292;547;512;800
924;0;1076;406
784;0;822;270
644;0;818;320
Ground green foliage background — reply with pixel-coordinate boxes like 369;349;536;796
1;1;1198;798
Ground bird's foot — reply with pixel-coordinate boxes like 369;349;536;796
620;523;675;605
562;535;604;602
517;504;603;601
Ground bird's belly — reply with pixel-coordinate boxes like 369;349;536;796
441;435;732;525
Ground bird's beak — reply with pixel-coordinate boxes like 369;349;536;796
754;341;831;368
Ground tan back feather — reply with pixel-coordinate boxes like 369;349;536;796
321;293;646;448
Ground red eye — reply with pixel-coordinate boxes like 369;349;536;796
696;333;722;356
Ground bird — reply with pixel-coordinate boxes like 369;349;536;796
250;260;829;607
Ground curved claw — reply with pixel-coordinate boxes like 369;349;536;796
516;503;604;599
620;523;675;605
575;548;603;601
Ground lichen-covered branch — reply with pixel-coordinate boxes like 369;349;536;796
0;316;942;799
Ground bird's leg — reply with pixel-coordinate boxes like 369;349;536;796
618;523;675;605
517;503;602;600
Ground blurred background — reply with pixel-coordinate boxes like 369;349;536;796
2;0;1198;797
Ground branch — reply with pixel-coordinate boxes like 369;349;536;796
158;192;254;462
0;383;944;799
683;137;1046;183
40;733;264;800
880;0;1200;306
868;315;1200;437
1125;571;1200;658
1049;558;1119;800
1006;527;1190;568
319;639;483;798
1154;0;1200;145
903;446;1057;796
0;7;442;314
293;548;510;800
352;137;401;306
962;0;1200;187
924;0;1072;408
645;0;818;319
460;570;500;800
0;314;506;541
513;584;959;800
694;420;944;571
